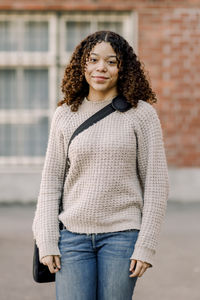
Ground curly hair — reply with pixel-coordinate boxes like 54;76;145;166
58;30;157;111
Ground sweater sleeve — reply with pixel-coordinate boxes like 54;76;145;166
32;106;67;262
130;102;170;266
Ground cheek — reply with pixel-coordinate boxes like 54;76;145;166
85;65;94;81
84;73;90;85
111;69;119;81
85;64;93;75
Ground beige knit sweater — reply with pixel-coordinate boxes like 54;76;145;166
32;97;169;266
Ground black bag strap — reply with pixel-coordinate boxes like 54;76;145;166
66;95;132;168
59;95;132;227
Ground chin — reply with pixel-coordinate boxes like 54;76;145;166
91;86;108;92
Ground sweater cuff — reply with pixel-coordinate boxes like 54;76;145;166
130;246;155;267
38;241;61;263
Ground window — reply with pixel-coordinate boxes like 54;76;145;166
0;69;49;110
0;12;137;166
0;20;49;52
0;20;18;51
0;14;57;165
24;21;49;52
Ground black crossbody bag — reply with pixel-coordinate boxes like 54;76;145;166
32;95;132;283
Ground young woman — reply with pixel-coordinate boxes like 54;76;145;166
32;30;169;299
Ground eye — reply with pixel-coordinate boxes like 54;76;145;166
89;57;97;63
108;61;117;65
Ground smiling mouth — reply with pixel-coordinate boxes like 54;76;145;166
93;76;109;80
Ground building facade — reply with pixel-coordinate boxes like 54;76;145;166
0;0;200;202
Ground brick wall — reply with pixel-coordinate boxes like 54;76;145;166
139;8;200;167
0;0;200;167
0;0;199;10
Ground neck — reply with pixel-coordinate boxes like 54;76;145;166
87;88;118;102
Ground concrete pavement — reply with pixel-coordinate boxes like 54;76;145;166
0;202;199;300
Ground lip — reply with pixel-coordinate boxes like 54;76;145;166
92;76;109;79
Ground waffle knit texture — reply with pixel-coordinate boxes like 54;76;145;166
32;97;169;266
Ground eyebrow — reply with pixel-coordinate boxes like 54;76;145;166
90;53;117;58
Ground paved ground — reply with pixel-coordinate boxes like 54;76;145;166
0;201;199;300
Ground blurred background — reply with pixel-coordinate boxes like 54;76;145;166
0;0;199;300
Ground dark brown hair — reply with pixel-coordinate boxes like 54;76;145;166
58;30;157;111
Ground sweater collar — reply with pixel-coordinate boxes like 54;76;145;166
78;97;113;114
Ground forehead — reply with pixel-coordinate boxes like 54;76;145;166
89;41;116;57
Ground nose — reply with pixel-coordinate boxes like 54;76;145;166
96;59;107;72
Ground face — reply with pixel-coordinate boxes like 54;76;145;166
84;41;119;99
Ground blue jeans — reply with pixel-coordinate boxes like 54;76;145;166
56;228;139;300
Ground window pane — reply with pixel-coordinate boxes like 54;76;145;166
98;22;123;35
24;69;49;109
0;69;17;109
24;21;48;51
0;117;49;156
0;69;49;109
0;21;18;51
66;21;90;52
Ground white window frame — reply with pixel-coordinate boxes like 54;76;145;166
0;13;58;166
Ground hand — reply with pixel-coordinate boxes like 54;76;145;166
129;259;151;278
41;255;61;274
